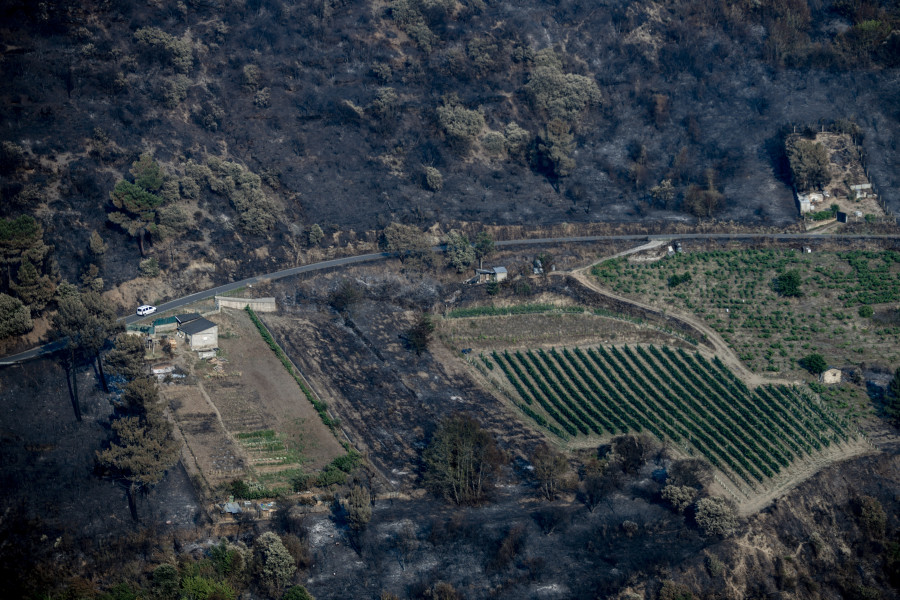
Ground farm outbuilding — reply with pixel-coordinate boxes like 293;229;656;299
822;368;842;384
179;317;218;351
475;266;508;283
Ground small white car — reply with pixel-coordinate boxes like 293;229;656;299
136;305;157;316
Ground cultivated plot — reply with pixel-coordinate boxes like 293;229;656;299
477;343;862;503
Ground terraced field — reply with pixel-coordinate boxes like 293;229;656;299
480;344;857;498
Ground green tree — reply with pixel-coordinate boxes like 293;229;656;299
694;496;738;536
346;485;372;530
381;222;433;267
774;270;803;297
130;153;164;191
661;484;698;514
650;179;676;209
96;410;179;521
0;215;50;288
523;49;601;122
252;532;297;596
445;231;475;273
424;413;504;505
531;444;569;500
306;224;324;247
436;102;485;150
0;292;32;339
10;258;55;311
799;353;827;375
533;119;576;179
788;139;830;191
53;290;121;402
283;585;315;600
473;232;494;264
108;181;164;256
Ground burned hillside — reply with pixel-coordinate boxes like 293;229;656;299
0;0;899;292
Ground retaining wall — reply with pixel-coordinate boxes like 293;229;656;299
215;296;277;312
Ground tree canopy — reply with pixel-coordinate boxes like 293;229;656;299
424;413;503;505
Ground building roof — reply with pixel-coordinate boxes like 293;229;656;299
176;313;203;324
179;317;217;335
492;266;507;274
223;502;242;514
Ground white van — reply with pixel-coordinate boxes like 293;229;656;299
136;305;157;316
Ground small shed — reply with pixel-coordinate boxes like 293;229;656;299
476;266;508;284
222;502;242;514
822;368;842;385
179;317;218;351
175;313;203;325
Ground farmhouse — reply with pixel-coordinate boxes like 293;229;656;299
475;266;508;284
179;317;218;351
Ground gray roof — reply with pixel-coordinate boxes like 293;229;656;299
179;317;217;335
492;266;507;274
176;313;202;324
223;502;242;514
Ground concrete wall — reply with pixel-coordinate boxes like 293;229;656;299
215;296;277;312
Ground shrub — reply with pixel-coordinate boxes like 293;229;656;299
481;131;507;156
134;27;193;73
283;585;315;600
139;257;161;278
524;48;601;122
661;484;697;514
858;305;873;318
694;496;738;536
424;166;443;191
857;495;886;538
437;102;485;148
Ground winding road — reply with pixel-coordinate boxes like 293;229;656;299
2;231;898;365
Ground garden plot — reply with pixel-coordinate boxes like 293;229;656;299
163;309;345;496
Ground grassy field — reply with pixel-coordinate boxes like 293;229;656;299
478;343;854;496
592;249;900;376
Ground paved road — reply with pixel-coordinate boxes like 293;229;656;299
2;231;898;365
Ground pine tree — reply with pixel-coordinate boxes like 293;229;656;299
96;412;179;521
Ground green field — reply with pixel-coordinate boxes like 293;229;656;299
483;344;851;489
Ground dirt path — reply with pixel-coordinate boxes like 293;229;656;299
568;257;794;388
